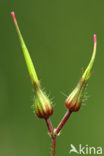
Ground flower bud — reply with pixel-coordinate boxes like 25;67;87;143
65;34;97;112
11;12;53;118
65;78;86;111
34;87;53;118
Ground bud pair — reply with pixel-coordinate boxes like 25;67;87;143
11;12;97;116
65;35;97;112
11;12;53;119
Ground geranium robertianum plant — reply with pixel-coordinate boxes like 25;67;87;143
11;12;97;156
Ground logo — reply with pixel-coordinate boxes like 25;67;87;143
69;144;103;155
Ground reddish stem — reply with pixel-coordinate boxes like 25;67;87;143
45;110;72;156
51;135;56;156
45;118;53;135
55;110;72;135
45;118;56;156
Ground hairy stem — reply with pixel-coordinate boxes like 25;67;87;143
55;110;72;135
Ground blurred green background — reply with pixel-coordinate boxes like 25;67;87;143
0;0;104;156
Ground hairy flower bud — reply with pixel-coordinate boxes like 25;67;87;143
65;34;97;112
34;87;53;118
11;12;53;118
65;78;87;111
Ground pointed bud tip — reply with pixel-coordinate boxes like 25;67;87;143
11;12;15;21
94;34;96;44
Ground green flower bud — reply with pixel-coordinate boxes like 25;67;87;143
65;78;87;111
65;34;97;112
34;87;53;118
11;12;53;118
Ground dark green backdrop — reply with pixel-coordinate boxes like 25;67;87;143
0;0;103;156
